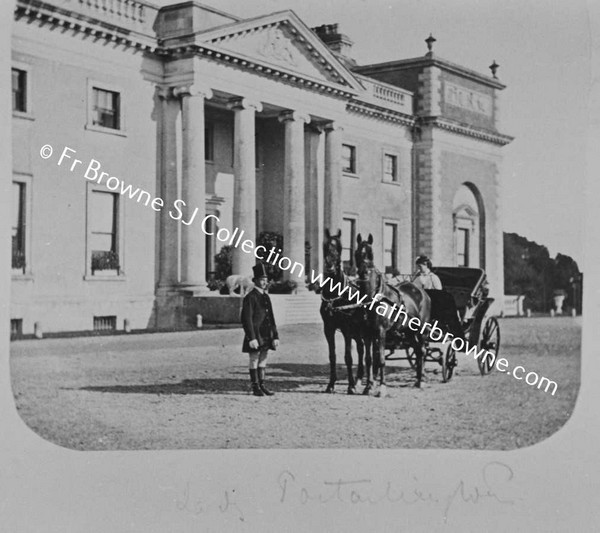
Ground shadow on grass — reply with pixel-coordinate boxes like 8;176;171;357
74;362;446;395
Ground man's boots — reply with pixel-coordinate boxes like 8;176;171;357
257;367;274;396
249;368;264;396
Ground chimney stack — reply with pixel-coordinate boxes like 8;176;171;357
312;23;356;68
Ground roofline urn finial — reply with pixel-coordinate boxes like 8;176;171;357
425;33;436;55
489;60;499;78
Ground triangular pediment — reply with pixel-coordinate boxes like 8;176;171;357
197;11;362;92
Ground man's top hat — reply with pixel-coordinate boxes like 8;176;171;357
252;262;269;279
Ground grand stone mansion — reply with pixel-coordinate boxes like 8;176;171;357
10;0;512;334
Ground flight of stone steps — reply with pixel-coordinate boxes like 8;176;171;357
272;291;321;325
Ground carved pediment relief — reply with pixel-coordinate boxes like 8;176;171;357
199;13;361;91
222;25;301;68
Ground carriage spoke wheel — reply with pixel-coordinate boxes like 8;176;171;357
442;345;457;383
478;317;500;376
405;346;417;370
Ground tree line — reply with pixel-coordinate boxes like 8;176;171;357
504;232;582;313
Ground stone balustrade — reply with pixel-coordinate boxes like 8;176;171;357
23;0;161;35
78;0;147;22
354;74;413;114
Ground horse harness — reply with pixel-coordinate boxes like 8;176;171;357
321;272;364;316
321;269;402;315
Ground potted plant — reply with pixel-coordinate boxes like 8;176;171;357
91;250;120;275
214;245;233;281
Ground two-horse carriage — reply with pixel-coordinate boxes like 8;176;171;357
318;230;501;396
385;266;501;382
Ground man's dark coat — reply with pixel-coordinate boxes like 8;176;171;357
241;288;279;353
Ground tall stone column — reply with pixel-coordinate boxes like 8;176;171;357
279;110;310;285
324;122;343;235
173;84;212;292
229;97;262;277
306;125;325;276
157;87;180;289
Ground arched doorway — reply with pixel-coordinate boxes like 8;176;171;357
452;183;485;268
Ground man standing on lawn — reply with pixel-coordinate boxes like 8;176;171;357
241;263;279;396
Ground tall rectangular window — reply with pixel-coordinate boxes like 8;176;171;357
342;144;356;174
457;228;469;266
92;87;120;130
12;68;26;112
341;217;356;273
90;191;120;274
12;182;26;272
383;222;398;273
383;153;398;182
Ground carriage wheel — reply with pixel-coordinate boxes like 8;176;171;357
405;346;417;369
442;345;456;383
478;317;501;376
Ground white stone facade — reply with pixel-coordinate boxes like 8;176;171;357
10;1;512;334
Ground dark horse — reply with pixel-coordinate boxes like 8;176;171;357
354;234;431;395
318;229;366;394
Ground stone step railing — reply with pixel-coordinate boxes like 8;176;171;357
270;293;322;325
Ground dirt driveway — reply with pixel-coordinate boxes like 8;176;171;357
10;317;580;450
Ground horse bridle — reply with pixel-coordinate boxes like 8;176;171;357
355;245;400;307
323;237;342;274
354;242;376;284
321;238;351;314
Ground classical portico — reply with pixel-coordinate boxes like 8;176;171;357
155;8;362;296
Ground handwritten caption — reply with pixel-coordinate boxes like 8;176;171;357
175;461;518;524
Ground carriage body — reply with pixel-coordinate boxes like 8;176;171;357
384;266;501;380
433;267;491;342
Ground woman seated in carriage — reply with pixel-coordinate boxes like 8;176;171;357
412;255;464;341
412;255;443;290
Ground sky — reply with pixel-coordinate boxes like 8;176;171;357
154;0;591;265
